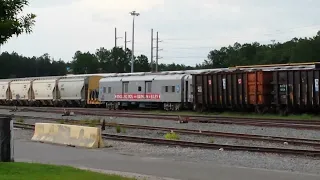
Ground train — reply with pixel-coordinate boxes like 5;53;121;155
0;69;218;108
0;62;320;115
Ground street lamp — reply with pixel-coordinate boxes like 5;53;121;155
130;10;140;73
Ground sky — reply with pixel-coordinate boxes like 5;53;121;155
1;0;320;66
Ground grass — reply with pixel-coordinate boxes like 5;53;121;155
209;137;215;143
115;125;122;133
0;162;137;180
16;117;24;123
164;132;180;140
122;127;127;133
79;119;100;127
145;110;320;121
58;119;65;124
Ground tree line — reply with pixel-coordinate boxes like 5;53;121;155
200;31;320;68
1;0;320;79
1;30;320;79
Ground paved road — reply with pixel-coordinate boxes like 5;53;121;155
14;139;320;180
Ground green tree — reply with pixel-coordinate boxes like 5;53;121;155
0;0;36;45
134;55;150;72
72;51;99;74
202;31;320;68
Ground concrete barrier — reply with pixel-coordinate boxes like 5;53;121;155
31;123;104;148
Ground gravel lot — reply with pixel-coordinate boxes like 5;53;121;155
4;109;320;141
14;129;320;175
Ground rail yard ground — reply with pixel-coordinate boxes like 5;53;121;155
135;109;320;120
6;108;320;177
0;162;137;180
4;106;320;121
13;130;320;180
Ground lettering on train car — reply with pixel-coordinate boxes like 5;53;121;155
279;84;287;92
114;94;161;100
176;85;180;93
222;78;226;90
197;86;202;93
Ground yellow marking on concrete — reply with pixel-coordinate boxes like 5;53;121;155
31;123;104;148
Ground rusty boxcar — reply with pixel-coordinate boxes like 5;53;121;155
193;69;249;112
193;68;274;113
271;68;320;114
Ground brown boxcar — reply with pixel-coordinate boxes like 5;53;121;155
271;68;320;114
193;69;248;111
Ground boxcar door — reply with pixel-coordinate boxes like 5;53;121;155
145;81;152;100
122;82;129;95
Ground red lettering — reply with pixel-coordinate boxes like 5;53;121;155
115;93;160;100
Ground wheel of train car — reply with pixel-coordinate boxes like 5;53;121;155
255;106;268;114
193;104;197;111
81;102;87;108
34;101;40;107
174;104;181;111
280;108;289;116
61;101;67;107
114;103;118;110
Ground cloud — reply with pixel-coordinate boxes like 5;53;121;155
2;0;320;66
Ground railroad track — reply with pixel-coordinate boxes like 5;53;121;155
11;114;320;148
102;134;320;157
102;122;320;148
12;122;320;157
7;107;320;130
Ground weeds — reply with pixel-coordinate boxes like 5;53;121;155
115;126;122;133
122;128;126;133
164;132;180;140
16;117;24;123
79;119;100;127
209;137;215;143
58;119;65;124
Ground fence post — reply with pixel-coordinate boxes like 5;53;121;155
0;115;14;162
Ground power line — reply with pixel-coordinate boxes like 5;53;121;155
159;23;320;42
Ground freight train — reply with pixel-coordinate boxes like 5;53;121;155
0;62;319;115
0;69;216;108
193;63;320;115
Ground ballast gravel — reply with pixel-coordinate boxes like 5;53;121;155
14;116;317;150
4;108;320;141
13;129;320;175
101;127;316;150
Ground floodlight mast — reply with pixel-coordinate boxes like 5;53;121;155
130;11;140;73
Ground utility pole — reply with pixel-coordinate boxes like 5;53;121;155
114;27;122;48
155;31;162;72
124;31;131;52
115;27;117;47
114;27;123;73
150;29;154;72
124;31;131;72
156;32;159;72
130;11;140;73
